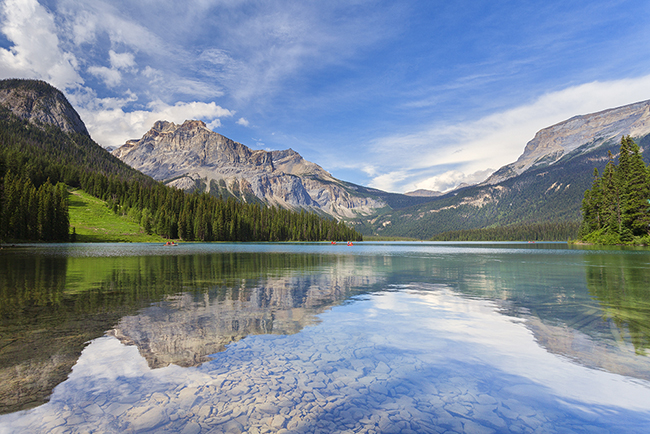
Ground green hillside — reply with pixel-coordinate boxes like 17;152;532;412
68;189;166;242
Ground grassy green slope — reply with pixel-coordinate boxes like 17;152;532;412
68;189;166;242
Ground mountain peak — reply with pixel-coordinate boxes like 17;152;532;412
404;189;442;197
149;119;210;134
0;78;89;136
181;119;208;130
113;120;386;218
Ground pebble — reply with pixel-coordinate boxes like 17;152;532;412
180;421;201;434
128;406;166;431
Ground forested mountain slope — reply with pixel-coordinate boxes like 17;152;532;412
0;79;362;243
0;79;89;136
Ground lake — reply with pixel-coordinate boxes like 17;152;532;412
0;241;649;433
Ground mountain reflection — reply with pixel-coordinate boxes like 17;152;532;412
108;269;372;369
0;249;378;414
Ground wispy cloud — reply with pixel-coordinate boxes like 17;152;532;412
1;0;399;145
0;0;237;146
3;0;650;195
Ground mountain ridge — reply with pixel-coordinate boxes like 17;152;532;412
5;77;649;240
357;99;650;239
484;99;650;185
112;119;394;219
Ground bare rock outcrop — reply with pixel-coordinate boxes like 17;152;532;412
113;120;386;219
0;79;89;136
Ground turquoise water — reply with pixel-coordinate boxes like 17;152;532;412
1;242;649;433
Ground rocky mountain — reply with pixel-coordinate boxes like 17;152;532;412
484;99;650;185
0;79;89;136
113;120;393;219
357;99;650;239
0;79;151;191
404;189;443;197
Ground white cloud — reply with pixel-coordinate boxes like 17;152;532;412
57;0;166;56
109;50;136;70
412;168;495;193
69;10;98;45
78;98;234;148
87;50;136;87
236;117;250;127
367;170;409;193
367;74;650;192
88;65;122;87
207;119;222;130
0;0;82;89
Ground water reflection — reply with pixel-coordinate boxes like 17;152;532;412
0;249;379;413
585;252;650;355
109;266;381;369
1;242;650;433
2;285;650;434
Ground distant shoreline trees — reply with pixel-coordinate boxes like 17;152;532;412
580;136;650;245
429;221;580;242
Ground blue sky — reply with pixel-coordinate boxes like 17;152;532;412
2;0;650;193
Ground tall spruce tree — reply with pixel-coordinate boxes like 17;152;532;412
619;137;650;235
580;168;603;236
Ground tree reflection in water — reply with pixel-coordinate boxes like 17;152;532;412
585;252;650;355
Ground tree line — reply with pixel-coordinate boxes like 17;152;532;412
0;107;362;243
1;173;69;241
429;221;580;241
580;136;650;244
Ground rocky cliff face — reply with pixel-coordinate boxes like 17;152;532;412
113;120;386;219
484;99;650;185
0;79;89;136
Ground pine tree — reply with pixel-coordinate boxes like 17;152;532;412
619;137;650;235
600;152;622;236
580;168;602;236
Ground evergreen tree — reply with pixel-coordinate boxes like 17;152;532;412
580;136;650;243
580;168;602;236
619;137;650;235
600;152;622;235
